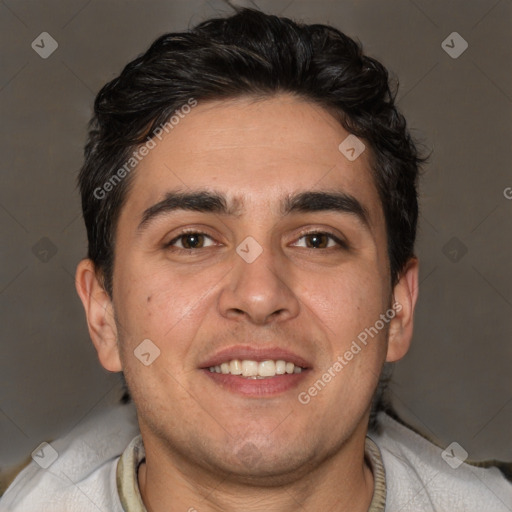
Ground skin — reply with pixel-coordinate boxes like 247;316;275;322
76;94;419;511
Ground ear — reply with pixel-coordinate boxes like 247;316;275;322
386;257;419;363
75;259;122;372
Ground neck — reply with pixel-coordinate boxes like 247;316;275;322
137;429;374;512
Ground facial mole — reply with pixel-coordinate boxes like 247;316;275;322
147;295;152;303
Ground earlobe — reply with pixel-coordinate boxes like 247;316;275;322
386;257;419;363
75;259;122;372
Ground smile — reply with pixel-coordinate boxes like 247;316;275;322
208;359;304;378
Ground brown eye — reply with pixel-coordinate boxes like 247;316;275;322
167;232;216;250
179;233;205;249
305;233;329;249
292;231;345;249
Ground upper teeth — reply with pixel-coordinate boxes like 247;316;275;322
209;359;303;378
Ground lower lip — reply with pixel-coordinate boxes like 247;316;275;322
202;369;309;397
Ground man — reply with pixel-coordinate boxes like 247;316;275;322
2;7;511;512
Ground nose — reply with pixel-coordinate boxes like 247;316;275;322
218;244;301;326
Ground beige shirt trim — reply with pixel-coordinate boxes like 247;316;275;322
117;435;147;512
366;437;387;511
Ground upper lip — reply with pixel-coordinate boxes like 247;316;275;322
200;345;312;369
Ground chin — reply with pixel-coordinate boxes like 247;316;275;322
202;439;320;485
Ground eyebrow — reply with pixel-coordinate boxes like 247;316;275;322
138;191;239;231
282;191;370;227
137;189;370;232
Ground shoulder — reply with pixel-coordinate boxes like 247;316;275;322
0;403;139;512
369;411;512;512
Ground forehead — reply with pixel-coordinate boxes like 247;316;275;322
120;94;383;225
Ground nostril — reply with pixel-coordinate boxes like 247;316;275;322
266;308;289;321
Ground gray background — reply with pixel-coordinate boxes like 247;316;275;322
1;0;511;471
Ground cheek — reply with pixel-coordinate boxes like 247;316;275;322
302;262;388;345
114;260;218;354
113;268;206;403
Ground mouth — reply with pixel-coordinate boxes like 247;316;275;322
199;346;311;397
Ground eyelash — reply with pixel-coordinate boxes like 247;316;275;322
165;230;217;250
294;229;349;250
165;229;348;252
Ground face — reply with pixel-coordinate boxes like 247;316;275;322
78;94;417;483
